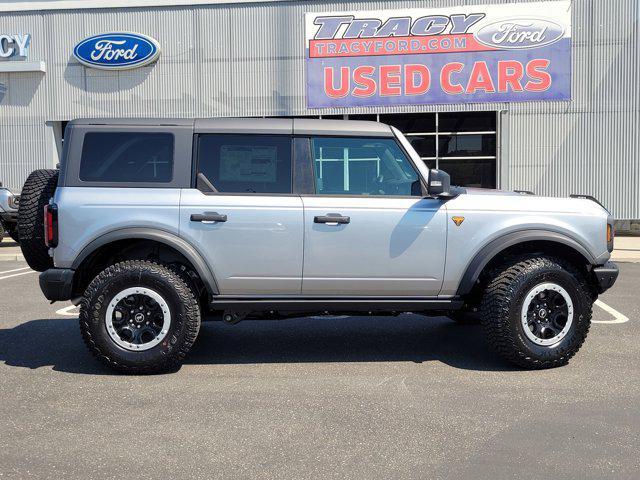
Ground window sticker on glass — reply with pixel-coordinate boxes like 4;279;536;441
219;145;278;183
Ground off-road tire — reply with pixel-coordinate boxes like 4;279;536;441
18;169;58;271
480;255;593;369
80;260;201;374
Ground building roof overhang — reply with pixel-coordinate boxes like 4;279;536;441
0;0;296;13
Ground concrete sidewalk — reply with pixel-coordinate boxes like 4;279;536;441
2;237;640;263
609;236;640;263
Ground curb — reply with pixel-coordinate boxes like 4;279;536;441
612;258;640;263
0;253;24;262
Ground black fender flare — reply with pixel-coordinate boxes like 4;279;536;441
72;228;219;295
456;229;596;296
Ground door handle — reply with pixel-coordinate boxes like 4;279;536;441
314;214;350;225
190;212;227;223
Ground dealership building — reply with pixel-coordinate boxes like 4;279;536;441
0;0;638;225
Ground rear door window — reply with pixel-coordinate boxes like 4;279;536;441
79;132;174;183
197;134;292;194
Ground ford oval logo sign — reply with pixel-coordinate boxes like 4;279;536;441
73;32;161;70
475;18;565;50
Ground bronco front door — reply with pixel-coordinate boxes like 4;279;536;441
301;136;447;296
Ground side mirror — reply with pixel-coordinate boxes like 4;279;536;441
427;169;452;197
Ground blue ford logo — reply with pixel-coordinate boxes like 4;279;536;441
73;32;161;70
475;18;565;50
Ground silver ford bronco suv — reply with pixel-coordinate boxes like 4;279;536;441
18;118;618;373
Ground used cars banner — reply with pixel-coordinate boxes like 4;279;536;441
305;1;571;108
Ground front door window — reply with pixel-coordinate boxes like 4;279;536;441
311;137;422;197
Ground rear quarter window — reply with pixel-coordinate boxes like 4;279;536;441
79;132;174;183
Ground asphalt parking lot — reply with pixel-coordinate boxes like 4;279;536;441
0;258;638;480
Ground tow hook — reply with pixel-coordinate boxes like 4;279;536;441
223;311;247;324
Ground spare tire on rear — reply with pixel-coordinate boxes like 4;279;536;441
18;169;59;272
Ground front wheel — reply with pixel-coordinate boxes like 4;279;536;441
480;256;593;369
80;260;201;374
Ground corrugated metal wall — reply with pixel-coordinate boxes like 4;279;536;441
0;0;638;218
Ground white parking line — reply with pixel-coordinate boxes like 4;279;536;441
0;270;36;281
593;300;629;324
56;305;79;316
0;266;30;275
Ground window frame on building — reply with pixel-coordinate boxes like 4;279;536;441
349;112;499;189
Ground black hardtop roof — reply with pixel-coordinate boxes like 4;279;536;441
68;117;394;137
69;118;194;127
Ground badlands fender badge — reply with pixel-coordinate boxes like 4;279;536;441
452;216;465;226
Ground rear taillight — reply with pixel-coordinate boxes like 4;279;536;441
44;203;58;248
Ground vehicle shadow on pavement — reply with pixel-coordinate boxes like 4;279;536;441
0;315;518;374
0;317;115;375
191;315;518;371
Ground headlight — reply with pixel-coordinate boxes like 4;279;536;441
7;195;19;210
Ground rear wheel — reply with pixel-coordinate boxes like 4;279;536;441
80;260;201;374
480;255;593;369
0;222;5;243
18;169;58;271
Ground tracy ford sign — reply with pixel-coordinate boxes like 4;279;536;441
305;1;572;108
73;32;161;70
0;34;30;58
